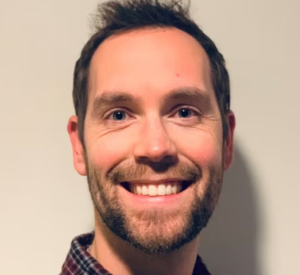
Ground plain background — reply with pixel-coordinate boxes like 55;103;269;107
0;0;299;274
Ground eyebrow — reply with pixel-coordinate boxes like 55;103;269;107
91;86;211;117
91;92;136;117
163;87;211;106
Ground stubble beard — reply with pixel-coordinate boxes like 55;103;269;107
86;157;223;255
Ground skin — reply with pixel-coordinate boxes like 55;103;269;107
68;27;235;275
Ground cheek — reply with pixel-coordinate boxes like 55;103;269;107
173;128;223;167
173;129;223;199
87;130;134;173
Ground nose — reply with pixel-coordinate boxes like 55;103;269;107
133;116;177;164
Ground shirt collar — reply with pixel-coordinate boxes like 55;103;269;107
60;232;210;275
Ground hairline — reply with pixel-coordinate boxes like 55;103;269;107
85;25;218;116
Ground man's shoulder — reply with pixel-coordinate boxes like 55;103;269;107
193;255;211;275
60;232;112;275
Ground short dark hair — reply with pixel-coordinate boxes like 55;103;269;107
72;0;230;144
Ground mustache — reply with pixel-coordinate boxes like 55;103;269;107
107;162;202;184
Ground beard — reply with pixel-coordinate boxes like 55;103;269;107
86;156;223;255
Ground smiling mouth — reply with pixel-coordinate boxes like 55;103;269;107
121;181;192;196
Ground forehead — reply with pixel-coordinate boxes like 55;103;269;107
88;27;213;102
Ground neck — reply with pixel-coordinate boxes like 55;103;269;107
89;212;201;275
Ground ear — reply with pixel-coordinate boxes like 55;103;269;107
67;116;86;176
223;110;236;170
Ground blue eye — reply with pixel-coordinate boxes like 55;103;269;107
112;111;126;121
178;108;192;118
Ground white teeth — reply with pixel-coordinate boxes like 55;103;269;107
130;182;183;196
157;184;166;195
172;184;177;194
166;184;172;195
136;185;142;195
142;185;148;195
148;185;157;196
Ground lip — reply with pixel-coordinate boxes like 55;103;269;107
119;180;194;208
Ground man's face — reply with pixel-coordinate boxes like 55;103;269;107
69;28;234;254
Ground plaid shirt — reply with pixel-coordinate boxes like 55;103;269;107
60;232;211;275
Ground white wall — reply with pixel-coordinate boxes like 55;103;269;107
0;0;299;274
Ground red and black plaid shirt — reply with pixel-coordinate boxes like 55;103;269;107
60;232;211;275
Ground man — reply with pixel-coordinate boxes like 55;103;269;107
61;0;235;274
